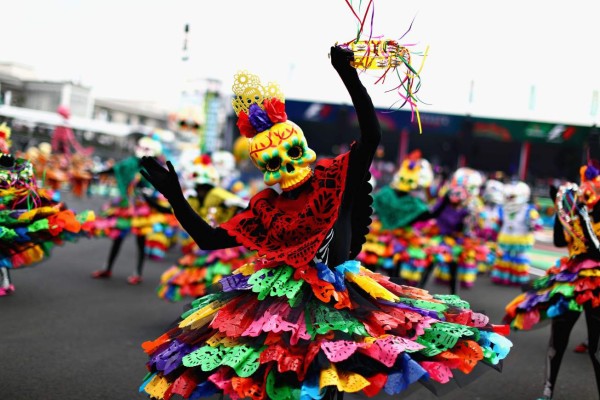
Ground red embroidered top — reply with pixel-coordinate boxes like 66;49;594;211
221;152;350;268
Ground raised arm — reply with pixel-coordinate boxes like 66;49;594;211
140;157;239;250
330;45;381;184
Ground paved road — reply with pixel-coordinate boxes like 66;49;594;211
1;193;597;400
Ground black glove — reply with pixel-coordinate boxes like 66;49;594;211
139;156;182;201
330;45;356;75
549;184;558;200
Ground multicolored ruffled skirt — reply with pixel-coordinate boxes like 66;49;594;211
141;259;512;399
394;233;431;286
157;245;254;302
356;230;397;273
491;233;534;286
356;224;431;284
431;236;489;289
92;196;178;260
504;256;600;330
0;205;95;269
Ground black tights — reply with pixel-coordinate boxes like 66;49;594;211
105;235;146;277
543;304;600;398
418;262;458;295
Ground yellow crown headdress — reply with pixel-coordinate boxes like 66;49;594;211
231;71;288;139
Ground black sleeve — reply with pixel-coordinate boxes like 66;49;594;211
167;191;240;250
553;216;568;247
337;67;381;195
411;209;433;224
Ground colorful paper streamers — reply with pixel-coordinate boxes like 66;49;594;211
339;0;428;133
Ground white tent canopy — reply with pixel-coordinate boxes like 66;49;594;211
0;105;140;137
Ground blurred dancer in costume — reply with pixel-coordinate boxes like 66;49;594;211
474;179;505;273
491;181;541;286
90;136;176;285
137;46;511;400
0;124;95;296
357;150;433;283
421;168;488;293
504;168;600;399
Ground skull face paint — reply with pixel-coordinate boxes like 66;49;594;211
248;121;316;190
392;157;433;192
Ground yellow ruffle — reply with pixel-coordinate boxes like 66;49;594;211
143;375;170;398
179;300;226;330
320;364;370;393
497;233;535;246
580;269;600;277
400;270;421;282
18;205;61;222
346;267;399;302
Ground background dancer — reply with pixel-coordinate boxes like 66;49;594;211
91;135;175;285
504;172;600;399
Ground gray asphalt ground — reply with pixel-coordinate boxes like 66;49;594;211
1;192;598;400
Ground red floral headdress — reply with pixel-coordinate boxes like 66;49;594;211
231;71;288;139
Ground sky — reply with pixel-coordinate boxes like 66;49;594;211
1;0;599;126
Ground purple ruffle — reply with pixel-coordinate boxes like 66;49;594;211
380;300;441;319
517;291;550;310
220;274;251;292
149;339;194;375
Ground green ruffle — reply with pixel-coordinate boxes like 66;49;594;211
182;344;264;377
417;322;478;356
266;370;300;400
401;298;447;317
27;219;49;232
307;301;368;338
181;293;223;319
248;265;304;307
434;294;471;310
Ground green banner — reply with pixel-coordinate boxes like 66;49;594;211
472;117;589;146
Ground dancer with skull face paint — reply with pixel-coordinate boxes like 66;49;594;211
474;179;505;274
504;162;600;399
138;46;512;400
418;168;488;294
490;181;541;286
357;150;434;283
90;136;176;285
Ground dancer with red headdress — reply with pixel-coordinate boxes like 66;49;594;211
137;44;512;399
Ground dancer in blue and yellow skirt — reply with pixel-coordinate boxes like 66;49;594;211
504;169;600;399
474;179;504;273
157;157;253;302
491;181;541;286
137;46;511;400
90;136;177;285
